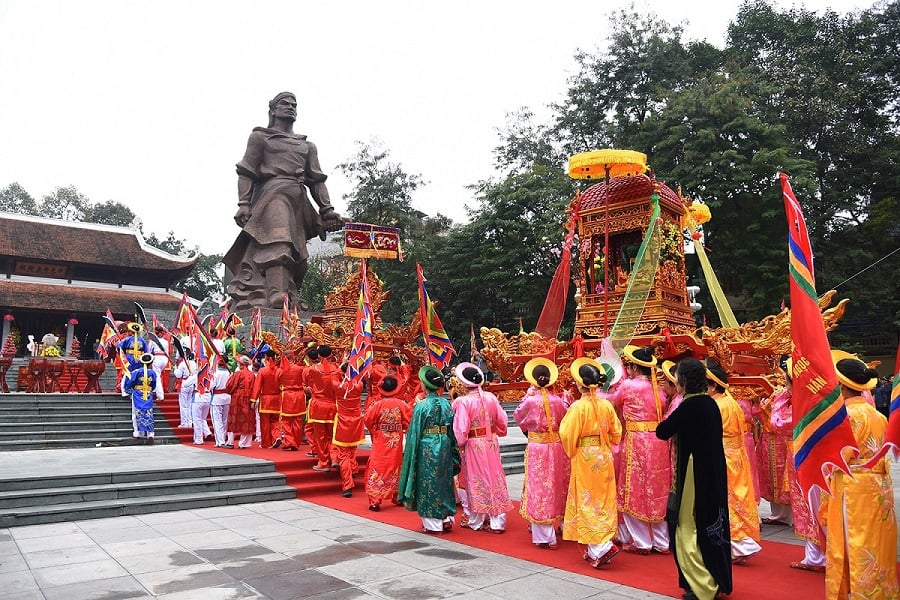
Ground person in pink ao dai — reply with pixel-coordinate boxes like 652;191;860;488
514;358;570;549
610;345;671;555
453;362;514;533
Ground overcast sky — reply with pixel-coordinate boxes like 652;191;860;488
0;0;869;257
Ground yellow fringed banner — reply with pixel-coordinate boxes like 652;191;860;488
343;223;402;260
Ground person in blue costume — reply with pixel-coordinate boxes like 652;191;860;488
116;323;149;396
123;352;162;444
397;365;461;534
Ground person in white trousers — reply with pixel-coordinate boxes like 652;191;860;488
209;362;232;447
172;351;197;428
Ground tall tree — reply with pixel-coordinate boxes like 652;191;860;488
145;231;223;302
0;182;38;215
80;200;137;227
337;140;437;324
38;185;88;221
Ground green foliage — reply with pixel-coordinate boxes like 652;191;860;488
39;185;88;220
79;200;137;227
299;253;356;312
143;231;223;302
0;182;37;214
175;252;224;302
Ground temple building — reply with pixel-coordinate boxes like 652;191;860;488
0;212;198;357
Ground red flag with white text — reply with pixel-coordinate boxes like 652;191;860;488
781;173;857;494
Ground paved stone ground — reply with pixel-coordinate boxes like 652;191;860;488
1;443;898;599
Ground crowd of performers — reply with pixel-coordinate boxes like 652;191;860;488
104;324;897;600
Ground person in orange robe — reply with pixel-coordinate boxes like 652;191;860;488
332;364;366;496
706;359;761;564
250;348;282;449
225;354;256;449
278;353;306;451
364;375;412;511
559;357;623;569
306;345;339;471
821;352;898;598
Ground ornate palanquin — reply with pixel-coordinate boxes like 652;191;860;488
476;169;849;403
575;174;696;338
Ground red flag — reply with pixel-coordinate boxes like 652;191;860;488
280;294;290;340
416;263;455;368
171;293;192;335
782;173;857;494
535;199;579;338
250;308;262;350
183;301;222;394
344;260;374;391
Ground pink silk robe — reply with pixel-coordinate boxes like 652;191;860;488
559;391;623;545
714;391;761;543
766;390;792;506
822;396;898;599
735;394;761;503
771;389;819;542
453;389;514;516
513;386;570;524
610;376;670;522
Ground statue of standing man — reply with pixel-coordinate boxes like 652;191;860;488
224;92;346;312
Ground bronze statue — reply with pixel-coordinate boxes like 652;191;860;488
224;92;346;312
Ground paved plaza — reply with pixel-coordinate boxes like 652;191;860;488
1;444;898;600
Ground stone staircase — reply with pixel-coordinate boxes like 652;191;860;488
0;451;297;528
0;391;298;526
0;392;180;450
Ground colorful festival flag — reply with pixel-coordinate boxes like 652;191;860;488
344;260;374;391
470;323;478;361
249;307;262;350
416;263;455;368
171;293;193;335
280;293;290;341
781;173;857;494
183;300;222;395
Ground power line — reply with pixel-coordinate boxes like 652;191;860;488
830;246;900;290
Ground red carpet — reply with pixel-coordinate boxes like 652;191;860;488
160;395;830;599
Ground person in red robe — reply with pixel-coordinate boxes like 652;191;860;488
278;353;306;451
306;345;339;471
225;354;257;449
250;348;282;448
333;365;366;496
364;375;412;510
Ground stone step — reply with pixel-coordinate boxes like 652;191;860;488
0;462;277;492
0;485;298;527
0;471;288;508
0;427;173;441
0;435;182;451
0;416;135;427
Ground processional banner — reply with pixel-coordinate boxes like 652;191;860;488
343;223;402;260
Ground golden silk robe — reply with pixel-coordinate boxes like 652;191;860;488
559;391;623;545
822;396;898;599
713;392;761;543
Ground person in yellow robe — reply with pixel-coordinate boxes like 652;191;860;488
706;359;762;563
821;351;898;599
560;357;623;569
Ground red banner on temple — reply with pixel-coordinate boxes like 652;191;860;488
343;223;402;260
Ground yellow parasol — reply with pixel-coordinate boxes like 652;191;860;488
568;149;648;180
